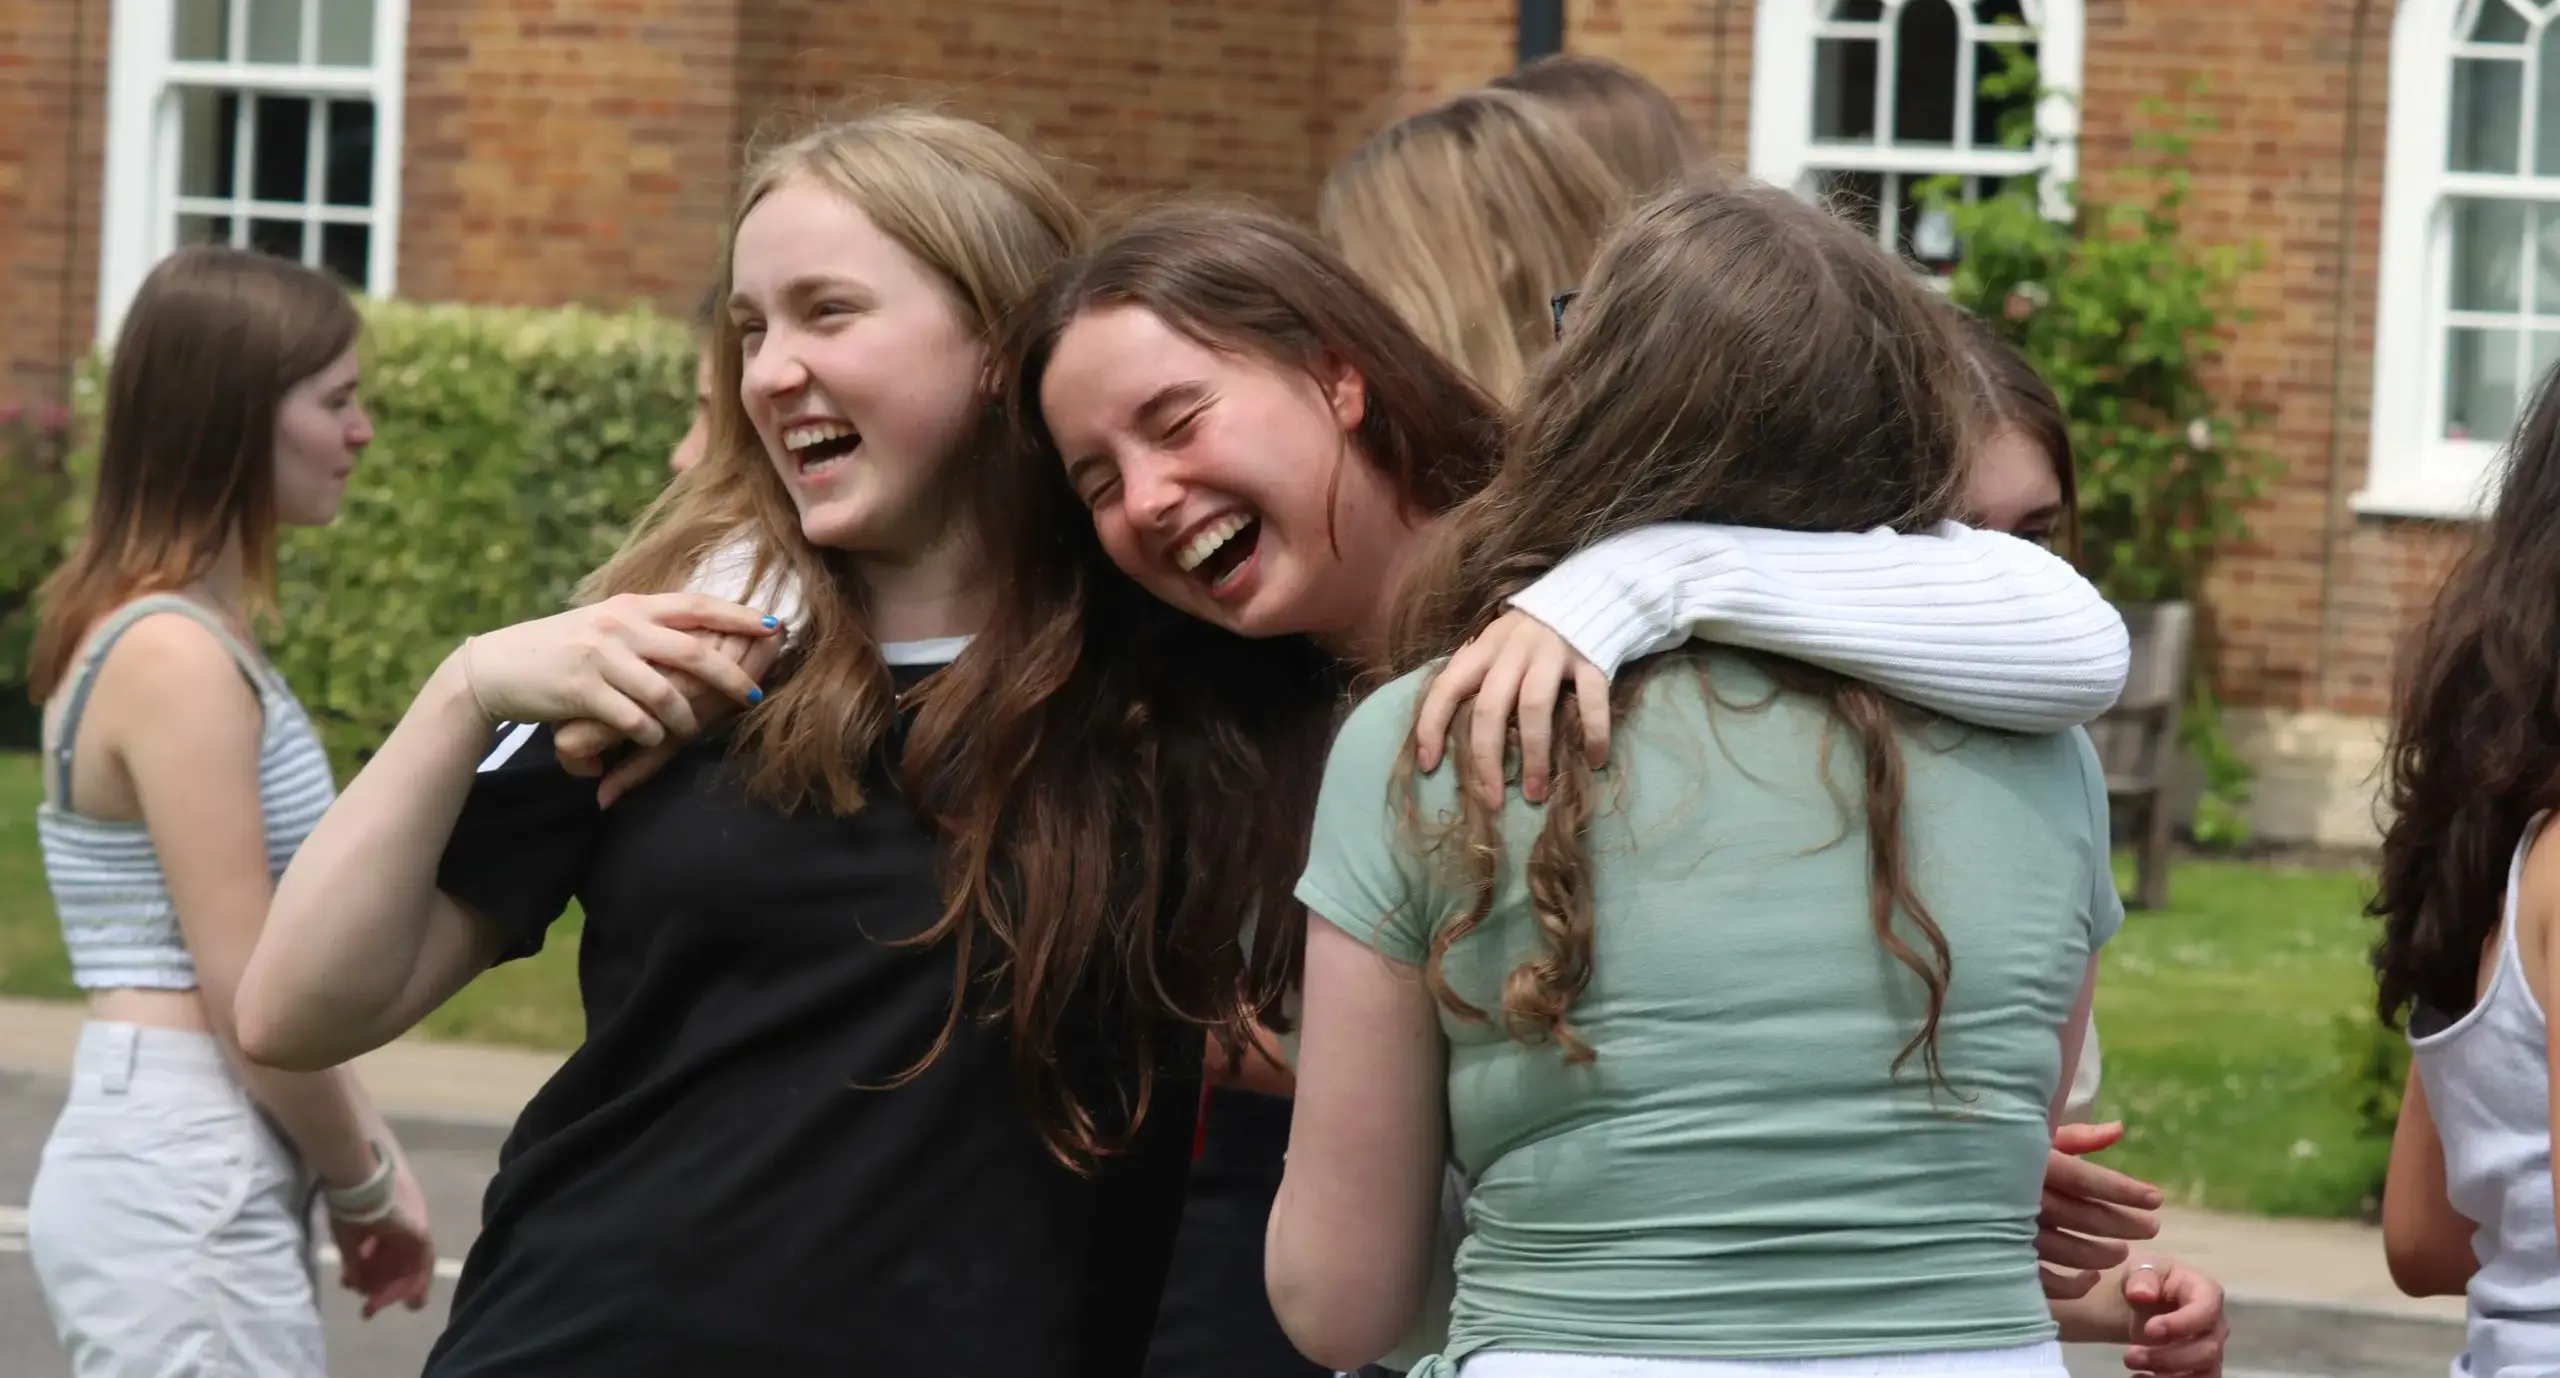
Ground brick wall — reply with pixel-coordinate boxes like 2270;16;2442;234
0;0;2473;738
0;0;106;406
396;0;751;316
1565;0;1756;170
2078;0;2462;718
743;1;1402;223
1398;0;1521;104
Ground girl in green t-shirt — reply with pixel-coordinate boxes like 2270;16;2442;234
1272;180;2135;1378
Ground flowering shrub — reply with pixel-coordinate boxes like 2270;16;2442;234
1926;71;2271;845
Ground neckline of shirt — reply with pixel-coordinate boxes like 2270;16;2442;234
882;635;972;668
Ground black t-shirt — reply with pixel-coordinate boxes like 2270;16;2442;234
424;658;1200;1378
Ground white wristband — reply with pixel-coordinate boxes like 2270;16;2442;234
321;1139;398;1224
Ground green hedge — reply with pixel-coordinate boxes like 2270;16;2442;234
0;405;73;748
40;299;695;769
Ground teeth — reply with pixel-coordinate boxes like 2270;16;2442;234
784;421;857;453
1175;513;1253;573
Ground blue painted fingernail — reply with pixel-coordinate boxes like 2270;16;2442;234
747;687;764;704
761;615;779;629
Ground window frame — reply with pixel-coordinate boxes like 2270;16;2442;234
2360;0;2560;520
1748;0;2085;246
98;0;408;344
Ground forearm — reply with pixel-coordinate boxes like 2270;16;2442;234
226;1059;380;1187
1205;1022;1297;1096
1509;523;2131;732
241;653;495;1067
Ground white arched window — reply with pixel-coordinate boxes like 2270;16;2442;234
2365;0;2560;517
1749;0;2083;274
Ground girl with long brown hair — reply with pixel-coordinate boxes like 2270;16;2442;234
232;110;1217;1377
1267;178;2117;1378
25;246;434;1376
1410;314;2225;1375
988;199;2188;1375
2371;366;2560;1372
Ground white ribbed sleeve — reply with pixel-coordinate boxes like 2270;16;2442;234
686;532;808;634
1504;522;2131;733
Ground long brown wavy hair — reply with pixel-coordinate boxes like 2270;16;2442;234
906;200;1507;1105
2370;369;2560;1026
1386;180;1978;1084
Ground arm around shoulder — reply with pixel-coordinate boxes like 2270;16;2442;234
1506;522;2130;733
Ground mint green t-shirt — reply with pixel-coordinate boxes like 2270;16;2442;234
1293;650;2120;1366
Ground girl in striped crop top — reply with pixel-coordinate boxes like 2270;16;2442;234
24;246;434;1377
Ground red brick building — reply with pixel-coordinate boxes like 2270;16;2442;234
0;1;2504;846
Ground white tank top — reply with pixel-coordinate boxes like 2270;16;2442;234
2409;811;2560;1378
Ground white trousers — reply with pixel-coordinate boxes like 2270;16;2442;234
1461;1342;2070;1378
28;1022;323;1378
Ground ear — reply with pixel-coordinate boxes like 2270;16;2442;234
1318;351;1368;434
975;340;1003;400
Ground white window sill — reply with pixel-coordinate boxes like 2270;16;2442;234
2349;482;2492;521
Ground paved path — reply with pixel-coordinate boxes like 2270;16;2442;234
0;996;2471;1377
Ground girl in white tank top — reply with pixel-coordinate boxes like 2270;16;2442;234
2372;360;2560;1378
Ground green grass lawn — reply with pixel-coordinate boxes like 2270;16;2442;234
2089;857;2386;1220
0;749;2392;1216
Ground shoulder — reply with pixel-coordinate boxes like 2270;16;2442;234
2514;814;2560;940
1313;667;1451;835
90;611;261;732
1335;666;1435;754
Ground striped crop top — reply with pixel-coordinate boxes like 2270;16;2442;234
36;595;338;991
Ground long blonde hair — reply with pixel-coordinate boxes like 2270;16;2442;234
1318;89;1626;402
582;108;1087;816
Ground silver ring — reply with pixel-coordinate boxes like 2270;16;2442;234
2131;1262;2164;1275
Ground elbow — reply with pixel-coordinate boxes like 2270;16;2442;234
1267;1264;1410;1373
230;970;339;1072
2381;1244;2445;1299
2094;620;2134;709
2381;1222;2474;1299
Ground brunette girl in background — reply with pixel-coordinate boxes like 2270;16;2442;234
26;246;434;1378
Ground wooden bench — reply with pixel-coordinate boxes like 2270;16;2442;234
2086;602;2194;911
